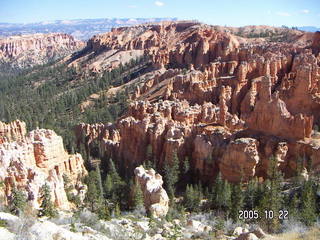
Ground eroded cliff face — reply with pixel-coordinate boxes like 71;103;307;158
0;120;87;210
74;21;320;183
0;33;84;68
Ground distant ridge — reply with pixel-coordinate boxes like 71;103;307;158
0;18;178;40
298;26;320;32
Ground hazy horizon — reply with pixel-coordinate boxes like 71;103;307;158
1;0;320;27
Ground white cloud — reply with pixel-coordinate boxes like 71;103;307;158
155;1;164;7
276;11;291;17
301;9;310;14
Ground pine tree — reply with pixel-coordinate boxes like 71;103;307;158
85;171;100;212
163;151;180;200
221;179;232;214
97;201;111;221
10;188;27;215
257;156;283;233
114;203;121;218
253;179;264;208
104;174;113;199
132;181;144;210
211;172;224;211
300;180;317;226
184;185;194;211
38;183;57;218
182;156;190;175
244;178;258;210
230;183;244;222
144;144;156;170
95;164;104;198
183;184;202;212
104;158;126;205
287;192;299;221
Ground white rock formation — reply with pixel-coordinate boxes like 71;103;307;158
134;166;169;218
0;122;87;210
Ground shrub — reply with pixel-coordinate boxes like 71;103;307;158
0;219;7;228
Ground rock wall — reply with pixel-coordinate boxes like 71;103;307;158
0;120;87;210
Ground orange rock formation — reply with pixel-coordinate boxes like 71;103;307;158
74;22;320;182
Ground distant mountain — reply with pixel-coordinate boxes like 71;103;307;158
298;26;320;32
0;18;177;40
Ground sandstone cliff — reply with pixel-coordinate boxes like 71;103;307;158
0;120;87;210
74;22;320;183
0;33;84;68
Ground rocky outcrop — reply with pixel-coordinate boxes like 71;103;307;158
246;74;313;140
134;166;169;217
0;120;87;210
220;138;260;182
0;33;84;68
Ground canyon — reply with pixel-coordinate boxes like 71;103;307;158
0;20;319;239
73;21;320;183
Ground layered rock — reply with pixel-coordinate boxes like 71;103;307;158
0;33;84;68
134;166;169;217
0;120;87;210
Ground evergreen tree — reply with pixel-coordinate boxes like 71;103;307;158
85;171;100;212
181;156;191;183
104;174;113;199
144;144;156;170
287;192;299;221
182;156;190;175
95;164;104;198
97;201;111;221
10;188;27;215
114;203;121;218
230;183;244;222
244;178;258;210
163;151;180;200
300;180;317;226
183;184;201;212
211;173;224;210
104;158;126;207
132;181;144;210
253;179;264;208
257;156;283;233
221;179;232;214
38;183;57;218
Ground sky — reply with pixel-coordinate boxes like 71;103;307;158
1;0;320;27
